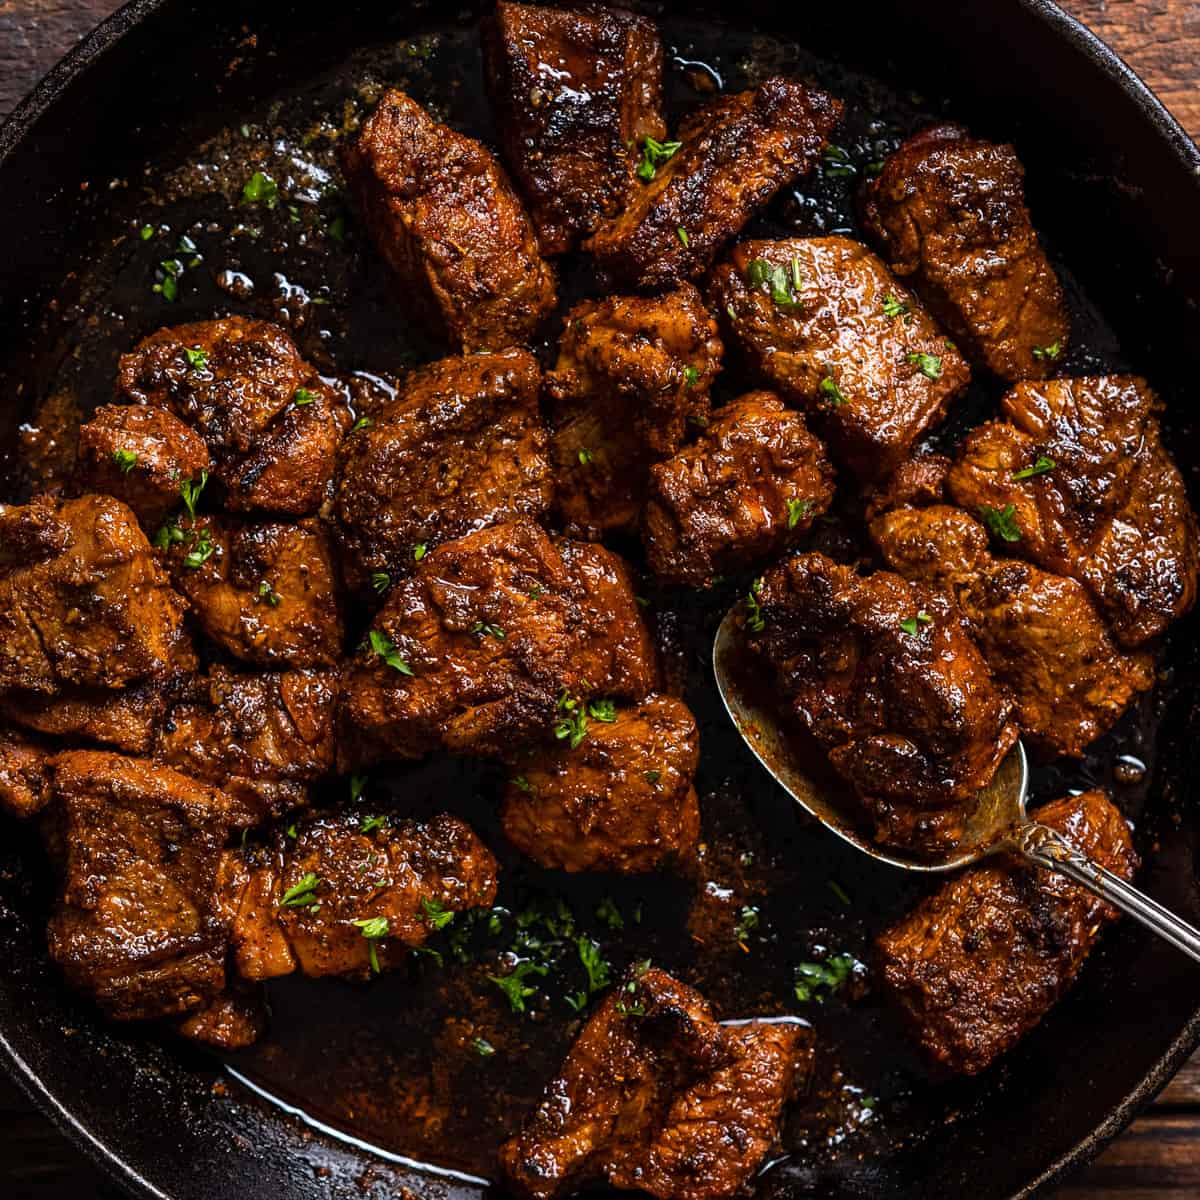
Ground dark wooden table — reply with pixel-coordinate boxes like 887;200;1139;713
1;0;1198;1194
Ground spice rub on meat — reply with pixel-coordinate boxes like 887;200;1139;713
547;285;722;537
340;87;557;351
335;347;551;588
219;810;497;981
483;1;665;255
340;520;658;764
860;124;1069;382
500;966;810;1200
0;730;51;819
876;789;1138;1075
116;317;349;516
164;515;343;668
869;458;1154;758
709;236;970;480
748;551;1017;855
501;694;700;874
642;391;835;588
945;375;1200;646
586;77;842;290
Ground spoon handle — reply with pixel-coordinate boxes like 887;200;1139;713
1011;821;1200;964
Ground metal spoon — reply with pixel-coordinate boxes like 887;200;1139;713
713;608;1200;963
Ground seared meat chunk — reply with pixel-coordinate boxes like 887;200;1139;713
159;667;337;822
117;317;348;516
76;404;210;527
861;124;1069;381
220;810;497;981
335;348;551;587
709;237;970;479
502;695;700;873
45;751;236;1022
165;515;343;667
642;392;835;587
0;730;51;818
877;790;1137;1075
500;966;809;1200
340;88;557;351
945;375;1199;645
586;78;842;289
870;472;1154;756
547;285;721;537
173;981;266;1050
341;520;658;763
748;552;1017;855
483;1;665;254
0;495;188;695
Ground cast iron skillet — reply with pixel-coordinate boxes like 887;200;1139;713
1;2;1200;1198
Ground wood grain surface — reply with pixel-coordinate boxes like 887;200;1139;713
1;0;1198;1197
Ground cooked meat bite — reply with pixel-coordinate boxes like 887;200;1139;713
586;78;842;289
340;520;658;764
748;552;1017;854
546;285;722;537
340;88;557;351
173;981;267;1050
501;695;700;873
165;515;343;667
709;237;970;479
335;348;551;586
500;966;809;1200
158;667;337;822
0;730;51;818
945;375;1200;645
483;1;665;254
45;751;237;1022
76;404;210;527
117;317;348;516
642;392;835;587
870;470;1154;757
860;124;1069;382
876;789;1137;1075
220;811;497;981
0;495;188;695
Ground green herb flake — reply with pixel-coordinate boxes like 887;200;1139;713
350;416;373;434
183;347;209;371
553;691;589;749
488;960;548;1014
683;365;700;388
1012;454;1056;481
899;611;932;635
676;226;690;248
293;387;318;406
242;171;279;208
511;774;533;794
472;1036;496;1057
820;375;847;407
286;824;298;840
823;144;857;178
587;698;617;723
328;214;347;242
643;769;661;785
786;498;812;529
746;258;772;288
257;580;281;607
907;351;943;380
349;773;367;803
881;294;909;319
179;470;208;520
472;621;506;640
421;897;455;931
139;224;155;240
979;503;1022;543
734;905;760;948
353;916;390;973
828;880;852;906
412;542;428;561
745;576;765;634
577;447;595;466
360;814;387;834
635;136;682;182
112;449;138;474
577;937;611;994
370;571;391;595
793;953;857;1003
1032;340;1062;361
182;528;215;569
596;897;624;931
368;629;414;675
280;872;321;909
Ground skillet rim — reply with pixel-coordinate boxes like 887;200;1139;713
0;1;1198;1197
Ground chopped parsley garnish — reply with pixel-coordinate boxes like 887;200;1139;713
596;898;624;931
899;611;932;635
472;621;506;640
293;387;318;406
257;580;281;607
786;498;812;529
676;226;690;248
421;897;455;931
353;916;389;973
528;584;543;599
328;214;347;242
412;542;428;561
636;136;682;182
280;872;320;909
182;528;215;569
587;698;617;723
511;774;533;794
553;692;589;749
286;824;298;840
349;773;367;803
472;1036;496;1057
242;171;279;208
183;347;209;371
360;814;386;834
488;960;548;1014
683;365;700;388
882;294;909;319
734;905;760;949
153;258;184;301
907;351;943;380
368;629;414;675
139;224;154;240
979;503;1022;543
643;769;661;785
577;447;595;466
350;416;373;434
179;470;208;520
746;258;772;287
748;256;804;309
1032;341;1062;361
820;375;847;407
823;144;857;178
745;576;765;633
370;571;391;594
577;937;611;994
828;879;852;907
1012;454;1056;481
112;449;138;474
152;521;187;550
793;954;857;1003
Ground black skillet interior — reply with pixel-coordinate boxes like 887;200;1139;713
2;2;1200;1198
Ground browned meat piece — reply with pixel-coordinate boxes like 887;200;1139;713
0;730;51;818
642;392;835;587
945;375;1199;645
0;495;188;696
500;966;809;1200
335;348;551;587
116;317;349;516
861;124;1069;382
173;981;267;1050
748;552;1017;855
708;236;970;479
501;694;700;873
158;667;337;822
340;520;658;764
870;477;1154;757
483;1;665;255
164;515;343;667
219;810;497;981
586;78;842;289
45;751;237;1022
546;285;722;537
340;88;557;351
76;404;210;528
876;789;1138;1075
